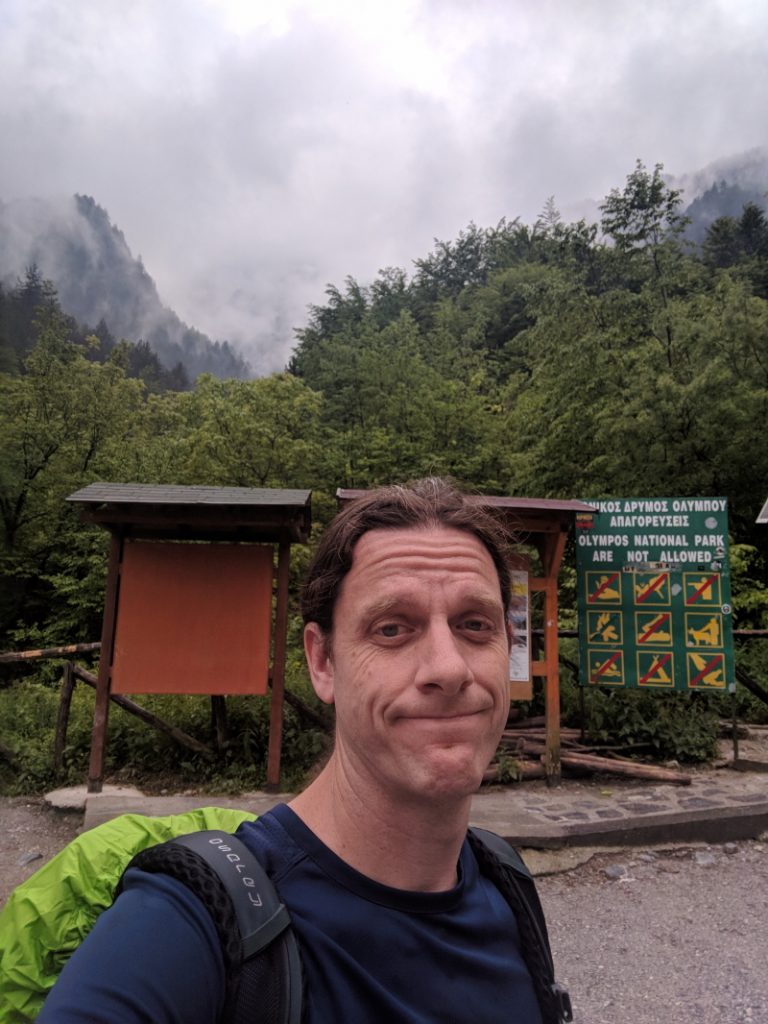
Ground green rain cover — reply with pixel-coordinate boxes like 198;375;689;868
0;806;255;1023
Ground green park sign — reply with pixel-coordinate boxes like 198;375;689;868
575;497;734;691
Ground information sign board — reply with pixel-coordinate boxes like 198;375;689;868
576;497;734;691
507;569;532;700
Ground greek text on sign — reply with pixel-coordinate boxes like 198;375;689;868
576;497;734;691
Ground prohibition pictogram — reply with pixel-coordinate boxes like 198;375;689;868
635;611;672;646
687;652;726;689
684;572;721;607
685;613;723;648
587;610;623;645
633;571;670;606
588;649;624;685
636;651;674;687
586;571;622;605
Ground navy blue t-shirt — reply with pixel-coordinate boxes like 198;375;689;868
39;804;542;1023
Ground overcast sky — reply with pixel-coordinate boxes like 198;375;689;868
1;0;767;372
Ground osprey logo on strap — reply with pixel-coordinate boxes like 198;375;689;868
125;830;304;1023
206;836;264;907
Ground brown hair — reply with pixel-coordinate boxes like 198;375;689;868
301;477;512;634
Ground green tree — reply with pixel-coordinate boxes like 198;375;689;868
174;373;329;490
0;310;146;644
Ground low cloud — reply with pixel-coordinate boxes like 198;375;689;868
1;0;766;373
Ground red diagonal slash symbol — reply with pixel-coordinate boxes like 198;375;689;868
589;573;619;603
690;654;723;687
636;573;667;603
639;652;672;685
639;612;671;644
590;651;621;682
686;574;718;605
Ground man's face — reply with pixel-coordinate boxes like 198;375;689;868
304;525;510;806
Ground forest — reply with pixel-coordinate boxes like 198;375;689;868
1;161;767;790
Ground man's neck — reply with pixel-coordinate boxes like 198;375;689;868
289;759;471;892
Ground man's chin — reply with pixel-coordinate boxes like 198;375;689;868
409;744;489;800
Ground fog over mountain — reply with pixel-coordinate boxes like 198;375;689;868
0;144;766;379
0;194;248;379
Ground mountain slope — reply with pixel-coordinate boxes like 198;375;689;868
0;194;249;379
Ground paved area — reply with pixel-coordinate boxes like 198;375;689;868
48;760;768;851
472;763;768;848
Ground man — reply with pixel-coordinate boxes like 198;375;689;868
39;478;562;1023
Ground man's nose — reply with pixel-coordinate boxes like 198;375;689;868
415;621;472;694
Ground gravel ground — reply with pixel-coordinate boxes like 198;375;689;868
538;838;768;1024
1;796;82;908
2;797;768;1023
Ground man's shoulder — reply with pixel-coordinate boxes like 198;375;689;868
468;827;531;877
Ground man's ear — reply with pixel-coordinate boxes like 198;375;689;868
304;622;335;705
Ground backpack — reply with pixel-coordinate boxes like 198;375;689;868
469;828;573;1024
0;807;263;1023
0;812;571;1024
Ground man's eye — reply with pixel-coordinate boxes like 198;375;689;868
460;619;491;633
377;623;402;638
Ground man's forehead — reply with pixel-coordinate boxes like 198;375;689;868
347;526;500;587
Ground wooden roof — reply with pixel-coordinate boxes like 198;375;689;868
335;489;595;535
67;483;312;543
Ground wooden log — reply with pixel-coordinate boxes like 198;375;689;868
282;687;333;734
73;665;214;759
501;729;581;737
511;738;547;756
0;642;101;663
559;750;691;784
509;739;692;784
501;728;582;742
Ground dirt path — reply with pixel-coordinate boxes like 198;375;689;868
1;796;82;908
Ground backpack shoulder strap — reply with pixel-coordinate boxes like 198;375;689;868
120;830;303;1024
468;827;572;1024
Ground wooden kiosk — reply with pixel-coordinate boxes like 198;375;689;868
337;490;594;784
66;483;311;792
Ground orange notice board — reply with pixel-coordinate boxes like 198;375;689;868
111;541;274;695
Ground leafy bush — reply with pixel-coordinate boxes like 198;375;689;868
0;667;331;796
545;636;768;764
579;688;719;763
549;639;720;764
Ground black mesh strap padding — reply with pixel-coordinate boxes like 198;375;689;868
468;828;573;1024
118;832;303;1024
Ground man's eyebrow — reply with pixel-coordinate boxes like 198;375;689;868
360;592;503;621
455;593;505;618
359;596;415;621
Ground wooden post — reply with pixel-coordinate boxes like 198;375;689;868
266;540;291;791
211;696;228;751
54;661;76;777
543;574;561;785
542;525;569;787
88;532;123;793
76;665;213;757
